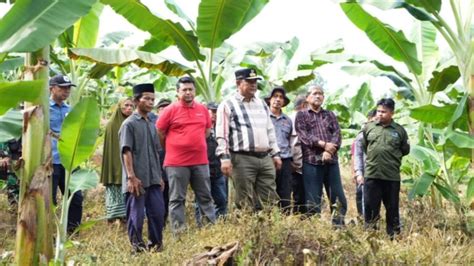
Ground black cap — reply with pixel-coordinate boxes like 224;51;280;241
264;87;290;107
133;83;155;95
207;102;218;110
49;74;76;87
235;68;262;80
156;98;171;108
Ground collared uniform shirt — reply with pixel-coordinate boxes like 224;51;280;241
270;112;292;159
50;99;70;165
119;112;162;193
361;121;410;181
295;108;341;165
216;93;280;158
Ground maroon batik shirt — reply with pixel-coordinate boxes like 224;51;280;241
294;108;342;165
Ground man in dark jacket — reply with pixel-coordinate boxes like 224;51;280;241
196;102;228;223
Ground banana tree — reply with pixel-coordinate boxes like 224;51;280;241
100;0;270;102
235;37;355;99
340;1;473;229
399;0;473;164
0;0;97;264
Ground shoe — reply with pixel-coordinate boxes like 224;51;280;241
147;242;163;253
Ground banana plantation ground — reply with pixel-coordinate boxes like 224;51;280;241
1;166;472;265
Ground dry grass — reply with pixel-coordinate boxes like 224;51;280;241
1;166;473;265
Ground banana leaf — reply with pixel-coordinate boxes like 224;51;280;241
73;2;104;48
0;0;96;52
0;80;45;115
427;65;460;93
197;0;269;48
69;48;193;77
0;109;22;142
58;97;100;171
101;0;204;62
340;2;422;75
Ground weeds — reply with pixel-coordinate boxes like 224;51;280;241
1;169;473;265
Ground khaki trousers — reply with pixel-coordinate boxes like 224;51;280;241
231;153;279;210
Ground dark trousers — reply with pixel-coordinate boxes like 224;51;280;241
163;179;169;225
291;172;306;214
302;162;347;225
195;175;228;224
52;164;83;233
159;150;169;226
276;158;292;213
364;179;401;237
356;184;364;217
126;185;165;250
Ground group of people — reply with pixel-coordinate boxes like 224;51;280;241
45;67;410;253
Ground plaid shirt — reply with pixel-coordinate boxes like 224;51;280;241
294;108;341;165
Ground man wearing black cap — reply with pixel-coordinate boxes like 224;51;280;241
49;74;83;233
195;102;227;222
119;83;165;252
149;98;171;125
216;68;281;211
150;97;172;224
156;98;171;113
265;87;293;213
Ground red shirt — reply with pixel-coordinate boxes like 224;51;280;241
156;101;211;167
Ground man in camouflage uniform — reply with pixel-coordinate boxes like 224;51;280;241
0;138;21;210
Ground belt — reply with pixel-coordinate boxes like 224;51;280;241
232;151;269;158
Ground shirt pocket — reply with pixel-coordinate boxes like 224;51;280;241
389;131;401;148
280;122;292;137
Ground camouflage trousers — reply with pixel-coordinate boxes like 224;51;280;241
5;174;19;206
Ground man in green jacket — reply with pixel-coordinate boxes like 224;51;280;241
361;98;410;238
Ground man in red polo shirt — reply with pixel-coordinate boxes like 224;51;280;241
156;76;216;234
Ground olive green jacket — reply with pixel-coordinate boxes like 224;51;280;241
361;121;410;181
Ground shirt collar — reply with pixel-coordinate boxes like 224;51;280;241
235;93;256;102
49;98;68;108
131;111;149;121
270;112;288;120
376;120;396;128
307;107;325;114
178;100;195;108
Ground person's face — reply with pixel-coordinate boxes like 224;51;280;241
177;82;195;103
208;109;217;123
120;99;134;117
237;79;258;98
270;91;285;110
306;87;324;109
136;92;155;113
51;85;71;102
376;105;393;125
157;105;168;114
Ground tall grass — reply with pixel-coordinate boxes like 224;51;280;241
1;167;473;265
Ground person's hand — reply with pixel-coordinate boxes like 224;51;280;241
324;142;338;155
159;178;165;192
221;160;233;177
273;157;282;170
0;157;10;171
356;175;364;185
290;161;301;172
322;151;332;162
127;176;143;196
